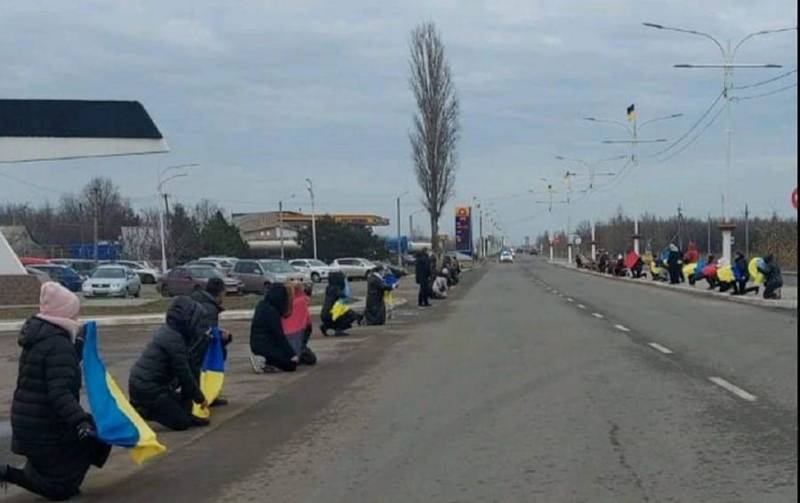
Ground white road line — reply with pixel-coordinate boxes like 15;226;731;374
592;313;604;319
577;304;587;309
648;342;674;355
567;298;574;302
614;324;630;332
708;377;758;402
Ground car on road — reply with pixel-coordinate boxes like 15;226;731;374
82;265;142;298
231;259;311;294
499;250;514;263
27;264;84;292
158;265;243;297
289;258;340;283
187;258;238;276
330;257;377;280
113;260;162;284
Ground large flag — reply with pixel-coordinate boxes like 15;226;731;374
627;104;636;122
82;322;166;464
192;328;225;419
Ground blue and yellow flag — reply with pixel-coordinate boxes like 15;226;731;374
82;322;166;464
192;328;225;419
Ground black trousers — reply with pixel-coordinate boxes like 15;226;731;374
5;443;92;501
138;392;195;431
764;280;783;299
418;281;431;306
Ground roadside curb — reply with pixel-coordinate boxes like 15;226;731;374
547;260;797;312
0;299;408;333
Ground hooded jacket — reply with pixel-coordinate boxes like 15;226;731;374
365;271;393;325
321;271;346;326
250;284;296;365
11;316;90;455
128;297;207;407
188;289;226;372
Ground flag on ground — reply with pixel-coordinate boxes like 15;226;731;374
626;104;636;121
192;327;225;419
82;322;165;464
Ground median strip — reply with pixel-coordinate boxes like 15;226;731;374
708;377;757;402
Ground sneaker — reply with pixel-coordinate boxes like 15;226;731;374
249;354;266;374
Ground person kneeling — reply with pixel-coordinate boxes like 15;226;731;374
320;271;363;336
2;283;110;501
282;282;318;365
129;297;209;431
250;283;300;373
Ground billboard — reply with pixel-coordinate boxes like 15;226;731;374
455;206;473;255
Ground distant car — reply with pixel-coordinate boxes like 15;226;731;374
231;259;312;294
114;260;162;284
28;264;84;292
289;259;340;283
185;259;236;276
499;251;514;264
25;266;51;284
49;258;97;280
330;258;377;280
83;265;142;298
158;265;243;297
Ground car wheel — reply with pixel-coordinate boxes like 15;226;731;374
311;272;321;283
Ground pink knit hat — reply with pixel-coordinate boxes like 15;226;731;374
37;282;81;338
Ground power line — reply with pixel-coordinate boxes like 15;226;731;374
734;69;797;90
656;104;726;164
642;90;725;159
0;171;65;195
732;82;797;101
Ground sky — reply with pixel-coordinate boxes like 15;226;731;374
0;0;797;244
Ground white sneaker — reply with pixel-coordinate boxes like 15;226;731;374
249;354;266;374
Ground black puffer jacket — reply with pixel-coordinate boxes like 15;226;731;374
129;297;207;408
321;272;346;326
11;317;90;455
188;289;226;372
250;284;295;366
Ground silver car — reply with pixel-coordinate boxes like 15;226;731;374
330;257;376;280
289;259;340;283
83;265;142;298
231;259;312;294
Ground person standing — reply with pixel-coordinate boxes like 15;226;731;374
2;283;110;501
415;248;432;307
667;244;681;285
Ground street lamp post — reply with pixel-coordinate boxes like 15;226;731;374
643;22;795;263
396;190;410;266
279;194;296;260
305;178;318;260
156;163;198;274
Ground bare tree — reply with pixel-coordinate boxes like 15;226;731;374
409;22;460;252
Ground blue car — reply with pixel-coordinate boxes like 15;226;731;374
28;264;84;292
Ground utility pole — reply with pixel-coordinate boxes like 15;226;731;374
279;200;285;260
155;163;196;274
744;204;750;258
396;196;402;266
677;203;684;250
305;178;318;260
92;186;100;265
707;213;712;255
409;214;413;241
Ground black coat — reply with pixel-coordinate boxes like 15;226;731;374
321;271;346;326
249;284;296;367
415;254;431;284
11;317;90;456
188;290;226;373
129;297;207;408
760;258;784;287
365;273;392;325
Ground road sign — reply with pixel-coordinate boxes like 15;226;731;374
792;187;798;209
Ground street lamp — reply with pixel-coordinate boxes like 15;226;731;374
643;21;795;263
305;178;317;260
278;194;296;260
396;190;410;266
157;163;198;274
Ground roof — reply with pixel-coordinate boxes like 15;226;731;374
0;100;163;138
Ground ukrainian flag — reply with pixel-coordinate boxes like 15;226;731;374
82;322;166;464
192;327;225;419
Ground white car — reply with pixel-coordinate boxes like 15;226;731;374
115;260;162;284
289;259;340;283
83;265;142;298
330;258;376;280
499;251;514;263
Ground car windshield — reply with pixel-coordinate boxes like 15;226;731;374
261;261;296;273
92;268;125;279
189;267;221;278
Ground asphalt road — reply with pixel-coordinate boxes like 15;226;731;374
3;258;796;502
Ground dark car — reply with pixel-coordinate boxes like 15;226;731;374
158;265;243;297
27;264;83;292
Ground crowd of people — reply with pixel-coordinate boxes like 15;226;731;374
2;259;417;500
576;242;785;300
414;248;461;307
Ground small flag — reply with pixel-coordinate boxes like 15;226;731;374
627;104;636;121
192;328;225;419
331;300;351;321
82;322;166;464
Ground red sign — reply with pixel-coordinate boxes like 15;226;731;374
792;187;798;210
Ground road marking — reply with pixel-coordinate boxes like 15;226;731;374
592;313;604;319
708;377;757;402
648;342;673;354
614;324;630;332
577;304;587;309
567;297;574;302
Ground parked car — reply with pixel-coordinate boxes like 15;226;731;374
19;257;50;266
330;258;377;280
231;259;311;294
82;265;142;298
113;260;162;284
25;266;51;284
185;258;236;276
289;258;340;283
158;265;243;297
49;258;97;280
27;264;84;292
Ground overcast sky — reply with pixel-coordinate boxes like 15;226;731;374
1;0;796;243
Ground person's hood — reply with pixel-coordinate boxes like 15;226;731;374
265;283;290;317
19;316;74;349
166;296;208;341
36;281;81;340
191;289;225;313
328;271;346;289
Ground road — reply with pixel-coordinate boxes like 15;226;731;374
3;258;796;502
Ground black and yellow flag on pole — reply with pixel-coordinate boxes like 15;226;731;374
626;104;636;122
